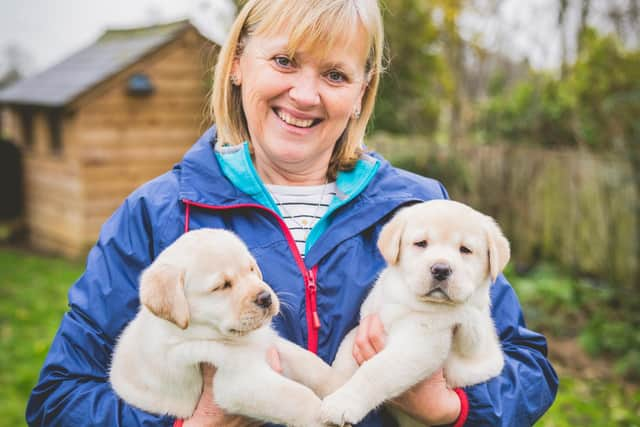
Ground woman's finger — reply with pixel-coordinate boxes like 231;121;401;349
368;314;386;353
200;363;216;392
353;314;384;362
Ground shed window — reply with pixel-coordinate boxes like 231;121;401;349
47;110;63;154
127;73;154;96
19;108;34;148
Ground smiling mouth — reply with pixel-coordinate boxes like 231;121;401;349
274;108;321;129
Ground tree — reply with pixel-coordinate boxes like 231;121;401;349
1;44;33;77
0;68;20;90
431;0;467;145
476;28;640;287
0;43;33;88
569;30;640;285
577;0;591;52
144;4;165;25
373;0;444;135
557;0;569;76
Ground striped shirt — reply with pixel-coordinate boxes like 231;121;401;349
266;182;337;256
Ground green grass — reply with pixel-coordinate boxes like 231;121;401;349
509;264;640;426
1;248;638;425
539;378;640;426
0;248;83;426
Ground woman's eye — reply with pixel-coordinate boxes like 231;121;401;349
274;56;292;68
326;70;346;83
460;246;472;254
414;240;428;248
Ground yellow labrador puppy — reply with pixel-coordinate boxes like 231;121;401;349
110;228;330;427
320;200;508;426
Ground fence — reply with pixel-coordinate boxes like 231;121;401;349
369;133;638;290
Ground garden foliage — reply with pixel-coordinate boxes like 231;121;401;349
476;28;640;154
370;134;639;380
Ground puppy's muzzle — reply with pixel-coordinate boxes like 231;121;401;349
254;290;272;309
425;263;453;301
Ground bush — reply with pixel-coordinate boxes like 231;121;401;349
473;29;640;378
540;377;640;426
390;149;472;195
475;76;576;148
508;263;640;380
580;317;640;381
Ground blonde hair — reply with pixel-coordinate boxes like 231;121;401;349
210;0;384;178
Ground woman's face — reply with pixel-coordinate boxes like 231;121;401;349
232;27;369;183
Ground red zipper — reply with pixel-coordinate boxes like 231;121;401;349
182;199;321;353
305;265;321;353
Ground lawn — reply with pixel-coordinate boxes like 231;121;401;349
1;247;638;426
0;248;83;426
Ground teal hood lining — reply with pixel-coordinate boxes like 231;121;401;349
214;142;380;254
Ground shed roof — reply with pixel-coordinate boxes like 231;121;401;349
0;20;196;108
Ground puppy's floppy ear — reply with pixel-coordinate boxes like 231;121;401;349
378;209;408;265
484;216;511;282
139;262;190;329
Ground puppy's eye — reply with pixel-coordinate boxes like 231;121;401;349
460;246;472;254
223;281;232;289
414;240;428;248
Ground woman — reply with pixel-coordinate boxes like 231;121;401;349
26;0;558;426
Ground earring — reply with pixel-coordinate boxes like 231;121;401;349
352;106;361;120
230;75;240;86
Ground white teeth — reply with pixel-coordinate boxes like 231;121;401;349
276;110;314;128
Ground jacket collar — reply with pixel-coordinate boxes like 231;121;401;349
178;126;443;205
178;126;387;207
178;126;251;205
177;126;445;264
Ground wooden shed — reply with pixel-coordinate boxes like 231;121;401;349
0;20;217;257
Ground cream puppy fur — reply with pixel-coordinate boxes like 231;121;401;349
109;228;330;427
320;200;509;426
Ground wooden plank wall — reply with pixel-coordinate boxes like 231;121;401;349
25;155;84;256
12;111;87;256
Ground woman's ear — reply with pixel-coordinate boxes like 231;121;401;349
377;209;408;265
355;76;369;113
139;262;190;329
230;57;242;86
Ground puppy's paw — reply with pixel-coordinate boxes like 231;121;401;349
320;390;368;426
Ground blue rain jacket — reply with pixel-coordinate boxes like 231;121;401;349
26;126;558;426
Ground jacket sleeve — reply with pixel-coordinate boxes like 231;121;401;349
25;194;176;426
461;274;559;426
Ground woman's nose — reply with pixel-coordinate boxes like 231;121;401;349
288;70;321;107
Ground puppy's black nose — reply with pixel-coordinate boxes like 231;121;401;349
255;291;272;308
431;263;452;281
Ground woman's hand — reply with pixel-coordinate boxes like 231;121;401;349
183;349;282;427
352;313;387;365
389;369;461;425
353;314;461;426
